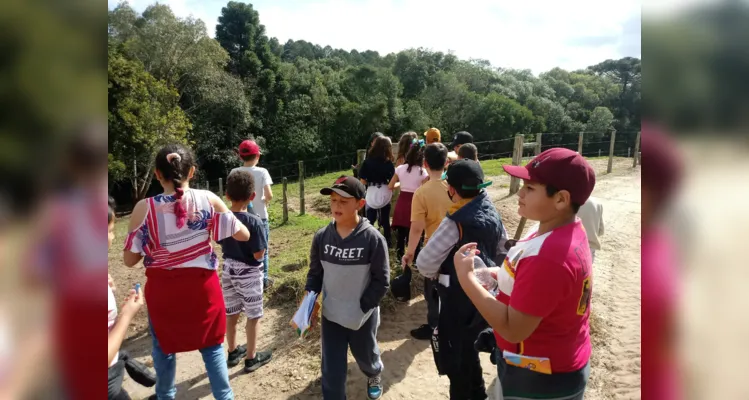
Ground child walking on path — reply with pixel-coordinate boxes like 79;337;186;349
402;143;452;340
389;139;428;260
358;136;395;248
231;140;274;287
218;170;273;373
123;144;250;400
415;160;509;400
453;148;596;400
305;176;390;400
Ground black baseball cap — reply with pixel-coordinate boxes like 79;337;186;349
320;176;366;199
449;131;473;148
446;160;492;191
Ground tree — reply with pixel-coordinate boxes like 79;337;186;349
108;46;191;201
106;1;641;193
109;3;229;92
586;107;615;138
216;1;287;132
589;57;641;130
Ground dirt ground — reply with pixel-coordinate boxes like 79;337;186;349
118;158;641;399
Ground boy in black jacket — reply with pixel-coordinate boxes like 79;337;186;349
415;160;508;399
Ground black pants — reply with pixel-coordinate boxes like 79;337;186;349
366;204;391;247
424;278;439;329
108;359;131;400
447;335;486;400
436;284;487;400
395;227;423;262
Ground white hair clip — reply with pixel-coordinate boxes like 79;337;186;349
166;153;182;163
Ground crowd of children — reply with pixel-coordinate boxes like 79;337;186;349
110;127;604;399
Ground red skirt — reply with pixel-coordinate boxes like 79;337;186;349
145;267;226;354
392;191;415;228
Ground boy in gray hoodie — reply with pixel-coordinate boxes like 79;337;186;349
305;176;390;400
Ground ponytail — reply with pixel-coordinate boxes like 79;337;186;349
156;145;195;229
405;140;425;173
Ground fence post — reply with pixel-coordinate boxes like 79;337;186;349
218;178;223;195
607;128;616;173
598;149;601;157
357;149;366;168
633;130;641;168
577;132;584;154
535;133;542;156
282;177;288;223
509;134;524;195
298;161;305;216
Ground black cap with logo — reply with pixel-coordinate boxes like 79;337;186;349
446;160;492;191
320;176;366;200
449;131;474;148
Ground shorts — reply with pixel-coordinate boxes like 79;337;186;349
222;258;264;319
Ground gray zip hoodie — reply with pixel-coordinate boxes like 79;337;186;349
305;218;390;331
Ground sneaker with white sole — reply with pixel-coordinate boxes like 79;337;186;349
367;375;383;399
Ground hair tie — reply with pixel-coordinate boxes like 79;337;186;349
166;153;181;163
173;187;187;229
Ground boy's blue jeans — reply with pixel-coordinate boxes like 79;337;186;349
262;219;270;281
149;322;234;400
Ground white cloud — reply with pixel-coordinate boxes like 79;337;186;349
110;0;641;73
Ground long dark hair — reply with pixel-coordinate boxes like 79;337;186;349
396;131;418;165
108;196;116;224
405;141;425;173
368;135;394;162
155;144;195;228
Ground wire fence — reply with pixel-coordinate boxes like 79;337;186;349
192;130;640;222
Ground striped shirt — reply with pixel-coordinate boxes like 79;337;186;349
124;189;240;270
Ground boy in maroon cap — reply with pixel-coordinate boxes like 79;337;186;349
231;139;274;287
453;148;595;400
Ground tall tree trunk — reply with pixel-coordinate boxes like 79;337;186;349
136;169;154;201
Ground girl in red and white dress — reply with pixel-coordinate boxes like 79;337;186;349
123;144;249;400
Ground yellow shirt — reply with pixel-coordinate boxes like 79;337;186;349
411;179;452;242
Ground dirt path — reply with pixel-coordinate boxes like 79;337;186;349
122;160;641;400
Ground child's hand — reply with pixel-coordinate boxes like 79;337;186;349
402;252;415;268
454;242;480;277
108;274;116;291
121;289;144;319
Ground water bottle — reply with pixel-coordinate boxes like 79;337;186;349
474;267;498;295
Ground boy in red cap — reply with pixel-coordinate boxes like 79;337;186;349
453;148;595;400
232;139;274;287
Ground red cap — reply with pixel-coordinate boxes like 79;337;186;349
503;148;595;205
238;140;260;156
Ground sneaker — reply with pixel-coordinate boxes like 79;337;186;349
244;350;272;373
227;344;247;367
410;324;433;341
367;375;383;399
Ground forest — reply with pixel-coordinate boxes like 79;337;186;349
107;1;641;202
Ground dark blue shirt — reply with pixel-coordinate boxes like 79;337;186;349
359;157;395;185
217;210;267;267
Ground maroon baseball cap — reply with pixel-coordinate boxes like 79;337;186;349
239;140;261;156
502;148;595;205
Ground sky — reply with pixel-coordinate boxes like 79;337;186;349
108;0;642;74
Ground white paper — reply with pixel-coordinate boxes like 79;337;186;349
291;291;318;334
